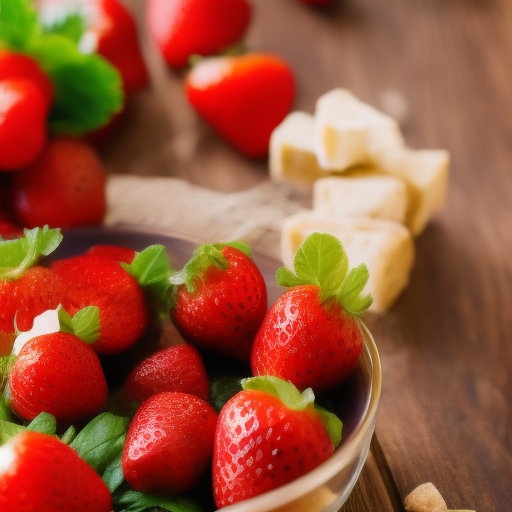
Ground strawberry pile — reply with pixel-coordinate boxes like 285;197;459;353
0;227;372;511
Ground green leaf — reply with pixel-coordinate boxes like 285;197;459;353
61;425;76;445
72;306;101;344
29;34;124;134
0;355;16;393
0;420;25;445
210;375;243;413
71;412;129;474
0;227;63;281
57;306;74;335
27;412;57;435
0;395;12;422
117;491;202;512
242;376;315;412
337;264;373;317
275;266;304;288
102;452;124;492
314;404;343;448
221;241;252;258
0;0;39;52
42;13;84;44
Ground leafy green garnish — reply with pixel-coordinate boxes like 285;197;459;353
26;411;57;435
170;242;252;294
210;375;244;413
314;404;343;448
0;420;25;445
42;13;84;44
117;491;202;512
60;425;77;445
0;227;62;281
0;395;12;422
276;232;373;317
0;355;16;393
102;452;124;492
58;305;101;344
70;412;129;474
0;0;123;135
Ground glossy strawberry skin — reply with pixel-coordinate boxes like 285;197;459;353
124;344;210;403
0;431;113;512
185;53;295;158
0;266;65;336
9;332;108;423
147;0;251;70
52;254;149;356
9;138;106;229
173;246;268;361
213;389;334;508
0;207;22;240
122;391;218;494
87;244;137;264
0;79;47;171
0;49;54;110
251;285;363;393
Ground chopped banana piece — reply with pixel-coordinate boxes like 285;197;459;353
374;147;449;236
313;174;408;224
269;112;327;184
405;483;447;512
314;89;404;171
281;211;415;313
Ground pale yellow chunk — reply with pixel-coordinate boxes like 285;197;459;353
314;89;404;171
269;112;327;184
281;211;415;313
313;174;408;224
405;483;447;512
374;147;450;236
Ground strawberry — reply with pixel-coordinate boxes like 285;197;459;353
0;79;47;171
212;376;342;507
0;431;113;512
87;244;137;264
170;242;267;361
0;49;54;110
9;330;108;423
251;233;373;393
124;344;210;403
9;137;106;229
122;391;218;494
147;0;251;70
52;253;149;355
185;53;295;158
0;207;22;240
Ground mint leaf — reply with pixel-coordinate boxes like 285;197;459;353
242;376;315;412
102;452;124;492
61;425;76;445
72;306;101;344
0;0;39;52
42;13;84;44
210;375;243;413
337;264;373;317
0;420;25;445
117;491;202;512
30;34;124;134
0;355;16;393
27;412;57;435
315;404;343;448
71;413;129;474
0;227;63;281
0;395;12;422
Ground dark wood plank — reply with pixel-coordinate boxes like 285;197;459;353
106;1;512;511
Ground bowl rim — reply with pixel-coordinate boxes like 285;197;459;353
217;319;382;512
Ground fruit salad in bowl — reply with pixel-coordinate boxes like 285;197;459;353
0;225;381;512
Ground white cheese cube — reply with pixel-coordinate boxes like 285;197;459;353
281;210;415;313
314;89;404;171
374;147;449;235
269;112;328;184
313;174;408;224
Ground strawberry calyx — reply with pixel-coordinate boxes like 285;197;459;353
170;241;251;294
242;376;342;447
276;232;373;317
0;226;62;281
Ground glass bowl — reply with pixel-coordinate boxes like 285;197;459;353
56;225;382;512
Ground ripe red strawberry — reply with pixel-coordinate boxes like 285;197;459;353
251;233;373;393
9;137;106;229
0;207;22;240
124;344;210;403
9;332;108;422
171;242;267;361
52;254;149;355
185;53;295;158
87;244;137;264
0;49;54;110
122;391;218;494
0;79;47;171
213;376;341;508
0;431;113;512
147;0;251;70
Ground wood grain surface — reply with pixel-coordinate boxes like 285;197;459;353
104;1;512;511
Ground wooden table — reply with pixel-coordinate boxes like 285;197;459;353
103;1;512;511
